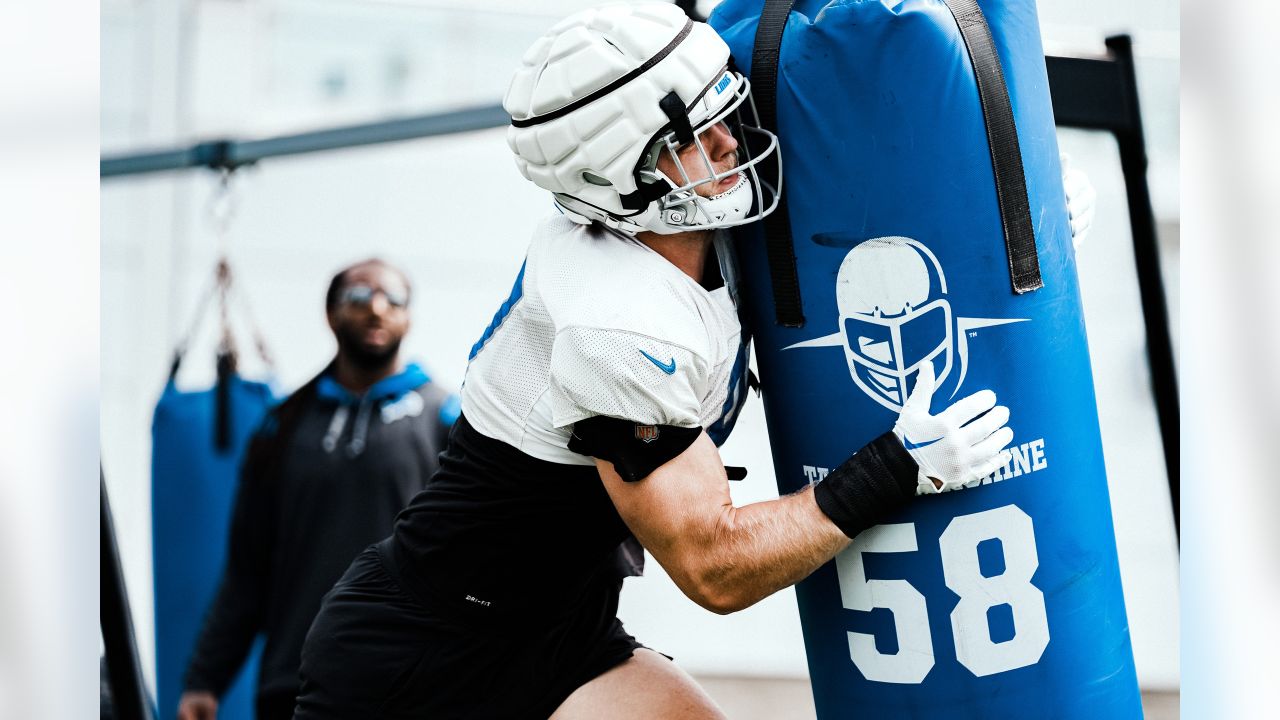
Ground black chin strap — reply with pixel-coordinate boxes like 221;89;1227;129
619;179;670;211
659;91;695;144
621;91;692;211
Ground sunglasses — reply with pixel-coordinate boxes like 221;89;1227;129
339;284;408;309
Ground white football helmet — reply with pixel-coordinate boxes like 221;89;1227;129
503;2;781;235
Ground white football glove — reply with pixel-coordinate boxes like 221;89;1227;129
892;362;1014;495
1061;153;1097;251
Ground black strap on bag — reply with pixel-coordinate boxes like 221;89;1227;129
751;0;805;327
168;257;276;454
944;0;1043;293
749;0;1043;316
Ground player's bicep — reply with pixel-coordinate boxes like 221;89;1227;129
594;431;732;567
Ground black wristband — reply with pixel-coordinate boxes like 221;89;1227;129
813;431;919;539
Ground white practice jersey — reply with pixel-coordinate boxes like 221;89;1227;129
463;215;752;465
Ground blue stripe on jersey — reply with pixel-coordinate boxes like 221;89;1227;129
468;259;527;361
706;338;750;446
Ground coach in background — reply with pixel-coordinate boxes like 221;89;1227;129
177;258;458;720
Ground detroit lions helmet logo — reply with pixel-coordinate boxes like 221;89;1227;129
786;236;1027;412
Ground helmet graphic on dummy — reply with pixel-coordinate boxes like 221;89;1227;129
503;2;781;235
837;237;954;412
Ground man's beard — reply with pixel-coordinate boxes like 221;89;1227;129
336;325;402;371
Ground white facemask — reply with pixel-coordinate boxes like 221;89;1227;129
650;171;755;231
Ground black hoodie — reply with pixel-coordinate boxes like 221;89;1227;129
182;362;456;709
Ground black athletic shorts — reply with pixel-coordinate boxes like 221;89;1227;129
294;540;646;719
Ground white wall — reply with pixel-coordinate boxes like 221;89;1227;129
102;0;1179;695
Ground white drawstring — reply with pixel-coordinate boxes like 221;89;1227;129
322;405;350;454
347;395;375;458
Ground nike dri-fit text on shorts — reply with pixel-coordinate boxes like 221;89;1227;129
294;540;647;719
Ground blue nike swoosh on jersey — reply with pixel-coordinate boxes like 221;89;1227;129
638;349;677;375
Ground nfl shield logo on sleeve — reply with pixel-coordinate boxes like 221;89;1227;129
634;425;660;444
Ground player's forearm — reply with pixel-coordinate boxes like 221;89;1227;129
662;433;918;614
603;431;917;614
683;485;849;614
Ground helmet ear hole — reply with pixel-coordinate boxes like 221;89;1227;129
582;171;613;187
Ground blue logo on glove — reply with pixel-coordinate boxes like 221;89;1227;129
901;435;938;451
639;349;677;375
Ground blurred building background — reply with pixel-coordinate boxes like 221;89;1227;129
101;0;1179;716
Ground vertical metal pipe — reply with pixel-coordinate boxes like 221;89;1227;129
101;471;155;720
1105;35;1180;539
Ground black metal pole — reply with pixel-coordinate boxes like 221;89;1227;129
1045;38;1180;542
1104;35;1180;539
100;104;510;178
101;470;154;720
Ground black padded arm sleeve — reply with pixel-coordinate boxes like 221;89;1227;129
814;431;919;539
569;415;702;482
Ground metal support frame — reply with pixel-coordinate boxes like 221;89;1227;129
100;35;1178;536
101;470;155;720
100;104;510;177
1046;36;1179;539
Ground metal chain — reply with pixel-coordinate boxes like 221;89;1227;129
210;169;239;363
172;167;279;380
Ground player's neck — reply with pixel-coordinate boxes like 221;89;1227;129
635;229;714;284
332;353;404;394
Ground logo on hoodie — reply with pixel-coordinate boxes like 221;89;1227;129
380;390;425;424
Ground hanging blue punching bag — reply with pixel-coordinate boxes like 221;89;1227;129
151;363;276;720
710;0;1142;716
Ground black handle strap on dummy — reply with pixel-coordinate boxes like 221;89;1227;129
214;350;236;454
944;0;1043;293
751;0;805;327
